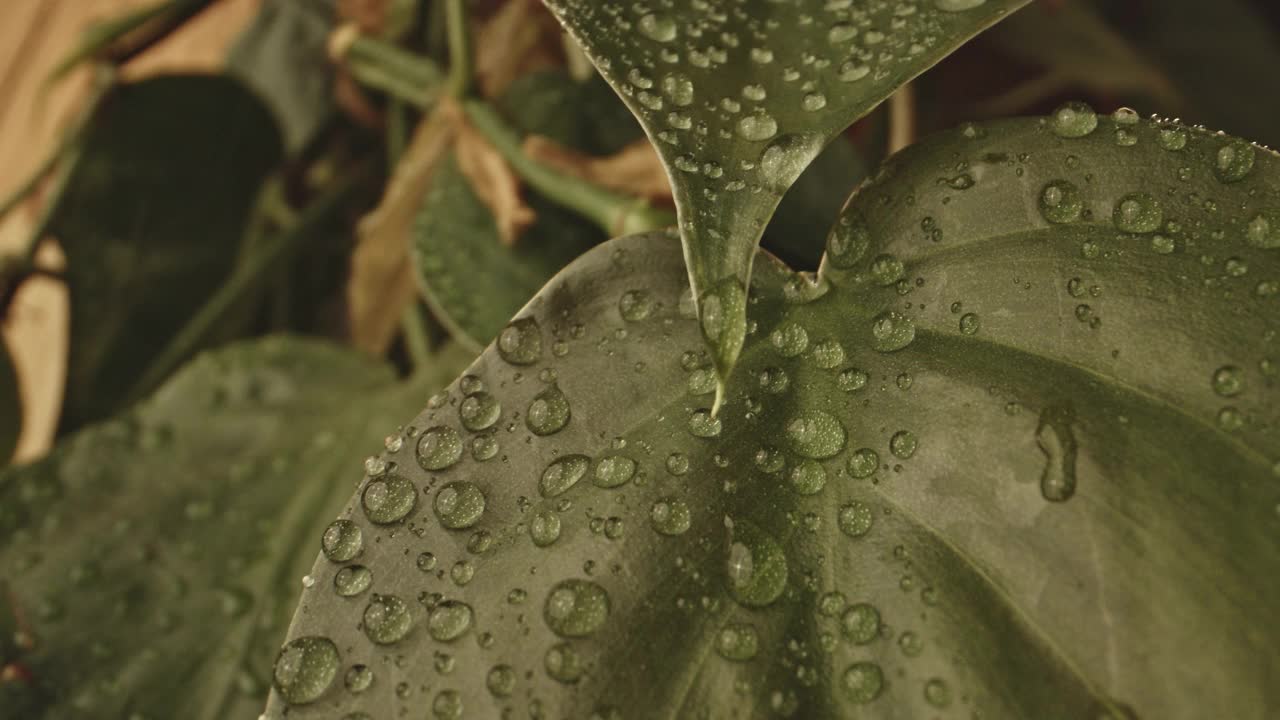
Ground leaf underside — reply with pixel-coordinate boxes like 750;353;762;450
270;113;1280;719
0;338;468;720
542;0;1029;386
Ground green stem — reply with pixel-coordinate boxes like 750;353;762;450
122;168;369;406
462;100;675;236
444;0;472;98
47;0;217;84
341;34;444;110
401;302;434;372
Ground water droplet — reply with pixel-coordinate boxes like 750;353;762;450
363;594;412;644
715;623;760;661
826;211;871;269
638;12;677;42
497;318;541;365
889;430;918;459
660;74;694;107
870;254;905;286
432;689;463;719
1112;192;1163;234
871;311;916;352
924;677;952;707
529;509;562;547
689;409;723;438
273;636;339;705
527;385;571;435
1036;406;1078;502
1050;101;1097;138
1214;141;1256;183
770;321;810;357
1212;365;1244;397
541;455;589;497
321;519;362;562
593;455;637;488
736;112;778;142
838;501;874;538
959;312;981;335
785;410;847;459
1038;180;1083;224
344;664;373;693
334;565;372;597
650;497;692;535
544;579;610;637
1246;211;1280;249
459;393;501;431
841;662;884;704
838;368;869;392
428;600;473;642
1217;406;1245;432
802;92;828;111
361;474;417;524
434;481;486;529
619;289;654;321
544;642;585;684
487;664;516;697
726;523;787;607
417;426;463;470
847;448;879;479
841;603;880;644
788;460;827;495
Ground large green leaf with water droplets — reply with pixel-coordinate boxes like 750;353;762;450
541;0;1029;394
0;338;468;719
267;111;1280;718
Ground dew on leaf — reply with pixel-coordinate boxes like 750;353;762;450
487;664;516;697
847;448;879;479
1246;211;1280;250
1050;101;1098;138
637;12;677;42
841;662;884;704
890;430;918;459
1038;180;1083;224
838;501;874;538
273;636;339;705
363;594;412;644
785;410;847;459
871;311;916;352
544;642;585;684
459;393;501;431
715;623;760;661
334;565;372;597
650;497;692;535
497;318;542;365
726;524;788;607
432;689;463;719
619;289;654;321
544;579;611;637
344;664;373;693
361;474;417;524
841;603;881;644
434;481;486;529
427;600;473;642
959;312;981;335
321;519;362;562
1112;192;1163;234
527;385;571;435
530;509;562;547
417;426;463;470
924;677;952;707
826;211;871;269
1214;141;1256;183
788;460;827;495
1036;406;1078;502
1212;365;1245;397
541;455;590;497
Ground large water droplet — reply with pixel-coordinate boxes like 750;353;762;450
838;501;874;538
334;565;372;597
593;455;637;488
417;426;463;470
638;12;677;42
841;662;884;704
363;594;413;644
527;384;571;435
726;523;787;607
487;665;516;697
497;318;542;365
1050;101;1097;138
1214;141;1256;183
785;410;847;459
544;579;610;637
459;393;501;431
1038;180;1083;224
870;311;916;352
273;636;339;705
1246;211;1280;250
827;211;871;269
434;481;486;529
1212;365;1244;397
427;600;473;642
544;642;585;684
540;455;590;497
847;447;879;478
788;460;827;495
890;430;918;459
736;112;779;142
321;519;362;562
530;509;562;547
770;321;810;357
650;497;692;535
1036;406;1078;502
1112;193;1162;234
715;623;760;661
361;474;417;524
841;603;880;644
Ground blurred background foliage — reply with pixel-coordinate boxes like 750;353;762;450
0;0;1276;708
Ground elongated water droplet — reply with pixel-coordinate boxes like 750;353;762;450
726;523;787;607
593;455;637;488
1036;406;1078;502
540;455;590;497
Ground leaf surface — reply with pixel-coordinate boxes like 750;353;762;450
0;337;468;719
269;111;1280;719
542;0;1029;392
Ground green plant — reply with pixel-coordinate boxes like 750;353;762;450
1;1;1278;719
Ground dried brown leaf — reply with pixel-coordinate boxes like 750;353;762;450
474;0;563;98
454;117;536;247
521;135;673;202
346;104;458;353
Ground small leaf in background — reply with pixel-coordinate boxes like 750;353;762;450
454;113;537;246
474;0;566;99
270;110;1279;718
0;336;21;464
978;0;1180;117
412;154;596;349
521;136;671;202
346;104;459;355
227;0;337;153
542;0;1030;399
47;74;282;433
0;337;469;719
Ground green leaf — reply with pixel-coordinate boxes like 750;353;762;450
48;75;283;432
412;154;599;349
0;335;20;464
227;0;337;153
0;337;469;719
267;110;1280;717
542;0;1030;397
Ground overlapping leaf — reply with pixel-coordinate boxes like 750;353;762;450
542;0;1029;393
0;338;468;719
268;111;1280;718
48;75;282;432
